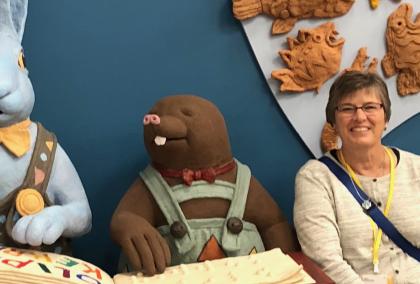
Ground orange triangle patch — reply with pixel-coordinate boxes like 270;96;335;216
197;235;226;262
249;247;257;255
45;141;53;152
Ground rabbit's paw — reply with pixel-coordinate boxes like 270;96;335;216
12;206;66;246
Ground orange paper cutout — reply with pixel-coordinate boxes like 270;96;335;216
34;167;45;186
45;141;54;152
197;235;226;262
249;247;257;255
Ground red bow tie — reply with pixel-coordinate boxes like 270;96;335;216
154;160;236;186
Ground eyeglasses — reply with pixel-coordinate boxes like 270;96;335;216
336;103;383;115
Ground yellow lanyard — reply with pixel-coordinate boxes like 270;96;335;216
338;147;395;274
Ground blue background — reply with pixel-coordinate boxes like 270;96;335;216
23;0;419;275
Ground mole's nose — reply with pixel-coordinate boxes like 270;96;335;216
143;114;160;125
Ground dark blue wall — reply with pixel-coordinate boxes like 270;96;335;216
23;0;419;274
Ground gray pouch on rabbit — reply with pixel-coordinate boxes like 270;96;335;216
0;0;92;254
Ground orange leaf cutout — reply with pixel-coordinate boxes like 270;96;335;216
34;167;45;186
197;235;226;262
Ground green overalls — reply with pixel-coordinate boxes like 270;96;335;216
0;123;70;254
141;159;265;265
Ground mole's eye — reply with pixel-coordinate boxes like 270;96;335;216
18;49;26;70
181;108;193;117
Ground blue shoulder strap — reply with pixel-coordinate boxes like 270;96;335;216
319;156;420;262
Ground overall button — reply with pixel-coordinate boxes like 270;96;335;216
227;217;243;234
170;221;187;238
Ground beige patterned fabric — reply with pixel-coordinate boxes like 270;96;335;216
294;148;420;284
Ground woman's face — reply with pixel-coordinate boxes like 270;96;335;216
334;87;386;151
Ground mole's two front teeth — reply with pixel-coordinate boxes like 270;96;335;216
154;136;167;146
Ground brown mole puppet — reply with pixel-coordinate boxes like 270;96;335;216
110;95;297;276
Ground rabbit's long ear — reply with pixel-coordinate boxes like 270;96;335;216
10;0;27;43
0;0;17;37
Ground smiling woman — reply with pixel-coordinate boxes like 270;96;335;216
294;71;420;284
327;73;390;160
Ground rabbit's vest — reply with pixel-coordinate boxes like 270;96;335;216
0;123;70;254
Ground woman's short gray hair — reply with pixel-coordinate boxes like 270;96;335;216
326;71;391;125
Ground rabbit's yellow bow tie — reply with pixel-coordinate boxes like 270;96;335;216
0;119;31;157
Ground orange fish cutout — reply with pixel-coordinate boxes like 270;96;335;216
197;235;226;262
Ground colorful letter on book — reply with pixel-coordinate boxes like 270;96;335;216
0;246;113;284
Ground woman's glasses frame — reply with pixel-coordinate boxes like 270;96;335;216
335;102;384;116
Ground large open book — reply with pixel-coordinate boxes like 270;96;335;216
0;246;315;284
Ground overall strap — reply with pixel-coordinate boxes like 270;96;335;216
221;159;251;252
319;156;420;262
21;123;57;196
6;123;57;238
140;165;194;254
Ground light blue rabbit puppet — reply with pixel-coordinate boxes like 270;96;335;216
0;0;91;254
